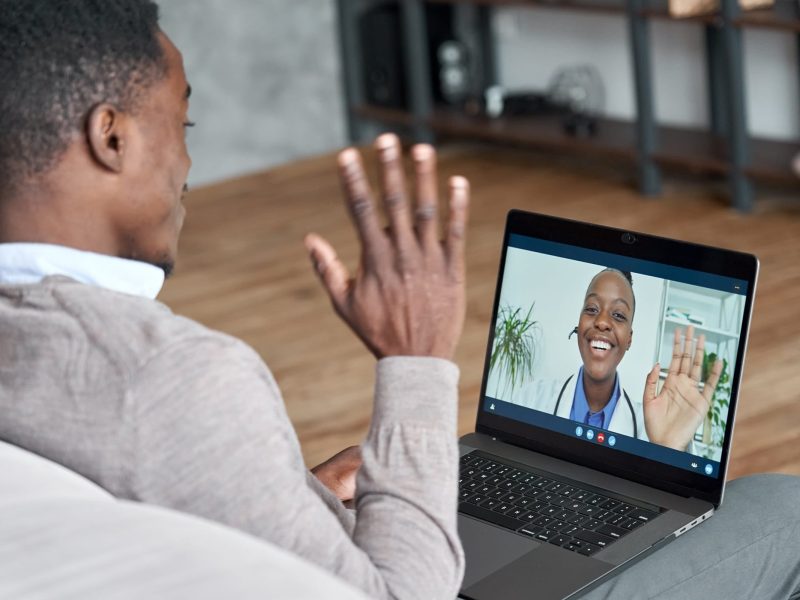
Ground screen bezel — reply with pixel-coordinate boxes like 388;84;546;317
475;210;758;507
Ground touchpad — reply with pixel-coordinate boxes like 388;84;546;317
459;515;540;588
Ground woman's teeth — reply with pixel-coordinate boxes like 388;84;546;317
590;340;612;351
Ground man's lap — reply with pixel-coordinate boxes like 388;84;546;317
582;474;800;600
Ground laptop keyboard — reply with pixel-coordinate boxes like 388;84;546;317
459;451;663;557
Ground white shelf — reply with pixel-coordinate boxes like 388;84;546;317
663;316;740;342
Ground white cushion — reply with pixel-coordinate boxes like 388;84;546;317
0;441;110;505
0;442;369;599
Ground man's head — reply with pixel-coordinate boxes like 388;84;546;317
576;268;635;385
0;0;191;276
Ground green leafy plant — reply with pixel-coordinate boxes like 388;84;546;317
702;352;731;452
489;303;539;399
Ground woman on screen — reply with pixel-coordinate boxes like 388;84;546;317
514;268;722;452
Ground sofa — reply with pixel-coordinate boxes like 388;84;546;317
0;441;369;599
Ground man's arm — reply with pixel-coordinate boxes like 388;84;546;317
128;333;462;599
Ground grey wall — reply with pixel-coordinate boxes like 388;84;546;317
159;0;346;187
494;7;799;140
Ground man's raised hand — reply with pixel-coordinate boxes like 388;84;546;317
304;133;470;360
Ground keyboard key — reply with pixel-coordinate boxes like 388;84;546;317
565;501;585;512
606;513;628;526
566;513;590;526
531;516;556;528
519;475;541;485
549;534;572;546
570;490;592;502
497;480;515;490
593;510;613;522
518;525;543;538
574;530;615;548
533;492;557;503
628;508;659;523
479;498;500;510
506;507;530;520
544;481;566;493
514;497;536;509
489;489;507;500
509;483;532;495
615;517;636;529
623;519;644;530
535;529;560;543
466;495;486;505
538;506;560;517
462;467;480;478
459;491;476;502
460;454;484;467
613;503;636;515
501;493;519;503
559;486;578;497
552;510;574;522
577;505;601;517
583;518;603;530
599;499;621;510
487;476;504;487
464;480;481;491
504;469;525;481
550;497;572;508
587;495;608;506
596;524;627;539
459;502;525;531
576;542;602;556
493;503;514;514
532;478;553;489
560;524;580;536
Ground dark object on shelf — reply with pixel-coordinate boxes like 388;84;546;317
563;112;599;137
482;86;567;118
360;4;406;109
437;40;471;105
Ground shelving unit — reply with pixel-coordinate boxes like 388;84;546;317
336;0;800;210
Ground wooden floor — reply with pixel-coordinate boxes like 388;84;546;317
160;144;800;480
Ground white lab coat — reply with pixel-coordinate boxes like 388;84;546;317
506;370;648;441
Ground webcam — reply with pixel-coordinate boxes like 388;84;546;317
621;232;637;245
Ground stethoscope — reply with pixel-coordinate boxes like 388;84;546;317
557;327;639;439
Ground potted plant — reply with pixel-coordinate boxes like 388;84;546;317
701;352;731;449
488;303;539;399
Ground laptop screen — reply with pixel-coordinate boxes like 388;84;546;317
481;230;750;482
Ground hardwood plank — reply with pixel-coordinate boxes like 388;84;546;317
160;144;800;479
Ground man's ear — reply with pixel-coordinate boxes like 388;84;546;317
86;103;127;173
628;329;633;351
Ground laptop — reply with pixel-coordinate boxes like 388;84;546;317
458;210;758;600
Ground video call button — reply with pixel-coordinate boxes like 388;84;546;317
608;436;616;447
575;426;584;437
586;430;594;441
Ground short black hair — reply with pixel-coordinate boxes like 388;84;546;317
0;0;165;188
590;267;636;320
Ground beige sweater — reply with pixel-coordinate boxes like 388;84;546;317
0;276;464;599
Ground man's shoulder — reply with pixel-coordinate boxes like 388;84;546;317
45;276;257;373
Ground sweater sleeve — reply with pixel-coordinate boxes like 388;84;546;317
127;333;464;599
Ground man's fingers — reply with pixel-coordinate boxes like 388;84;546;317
643;363;660;404
304;233;351;308
411;143;439;247
690;334;705;382
375;133;415;252
679;325;695;375
668;328;682;376
702;359;723;402
338;148;386;255
445;175;470;280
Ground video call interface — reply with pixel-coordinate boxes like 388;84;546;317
483;234;749;479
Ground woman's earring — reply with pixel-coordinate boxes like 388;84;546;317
568;327;578;339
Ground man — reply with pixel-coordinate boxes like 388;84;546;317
1;2;799;600
0;1;467;598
